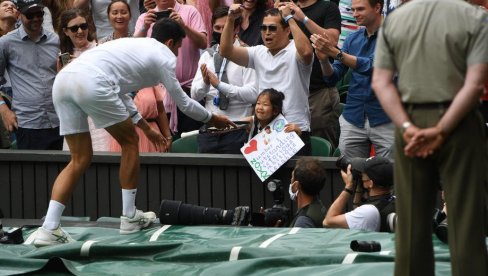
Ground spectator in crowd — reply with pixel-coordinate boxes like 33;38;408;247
99;0;133;43
134;0;207;135
191;5;257;154
57;8;111;152
109;85;172;152
234;0;267;46
0;0;18;97
323;156;395;232
28;18;234;247
372;0;488;275
288;157;327;228
221;5;314;155
73;0;140;40
287;0;342;148
0;0;18;149
0;0;63;150
102;0;172;153
311;0;394;159
0;0;17;36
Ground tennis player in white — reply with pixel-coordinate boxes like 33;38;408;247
29;19;234;246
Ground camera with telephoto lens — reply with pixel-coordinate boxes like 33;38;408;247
159;200;250;226
159;179;290;227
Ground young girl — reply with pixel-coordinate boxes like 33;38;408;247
248;88;309;155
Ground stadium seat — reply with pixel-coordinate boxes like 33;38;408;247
310;136;333;157
170;134;198;153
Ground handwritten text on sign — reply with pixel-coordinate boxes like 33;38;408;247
241;115;304;182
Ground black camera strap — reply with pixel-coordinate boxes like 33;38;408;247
365;193;396;232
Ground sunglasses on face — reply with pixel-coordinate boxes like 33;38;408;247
260;24;278;32
24;11;44;20
66;23;89;33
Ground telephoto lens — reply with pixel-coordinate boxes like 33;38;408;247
350;240;381;252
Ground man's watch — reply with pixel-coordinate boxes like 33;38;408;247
402;121;412;131
335;50;345;62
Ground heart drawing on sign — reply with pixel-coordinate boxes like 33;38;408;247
244;139;258;154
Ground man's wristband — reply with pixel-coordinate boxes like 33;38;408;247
303;16;309;25
0;100;5;106
283;14;294;23
344;188;354;195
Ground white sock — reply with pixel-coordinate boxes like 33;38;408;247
122;188;137;218
42;200;65;231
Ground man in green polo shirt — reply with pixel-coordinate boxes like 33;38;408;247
372;0;488;275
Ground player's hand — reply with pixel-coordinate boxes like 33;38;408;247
207;114;236;129
144;126;165;152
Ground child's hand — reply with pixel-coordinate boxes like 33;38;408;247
284;123;301;136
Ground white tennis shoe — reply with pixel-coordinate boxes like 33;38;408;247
120;210;157;234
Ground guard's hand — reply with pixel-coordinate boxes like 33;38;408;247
404;126;445;158
207;114;236;129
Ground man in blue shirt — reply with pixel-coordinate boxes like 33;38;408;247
0;0;62;150
310;0;393;159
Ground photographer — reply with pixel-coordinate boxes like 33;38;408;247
288;157;327;228
323;156;395;232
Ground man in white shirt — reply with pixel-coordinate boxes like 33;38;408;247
323;156;395;232
29;19;234;247
191;6;258;153
220;4;314;155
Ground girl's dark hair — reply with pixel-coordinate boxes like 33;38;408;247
106;0;131;18
257;88;285;115
57;8;94;54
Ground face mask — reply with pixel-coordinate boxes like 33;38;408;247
289;182;299;201
211;31;222;46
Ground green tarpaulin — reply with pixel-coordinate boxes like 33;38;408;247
0;224;454;275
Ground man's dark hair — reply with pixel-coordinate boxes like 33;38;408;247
368;0;384;12
264;8;288;28
211;5;241;29
294;157;326;196
151;18;186;44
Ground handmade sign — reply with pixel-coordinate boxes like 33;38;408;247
240;114;304;182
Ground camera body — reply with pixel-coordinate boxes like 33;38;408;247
155;10;171;21
263;204;290;227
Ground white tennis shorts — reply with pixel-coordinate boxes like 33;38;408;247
52;64;129;135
